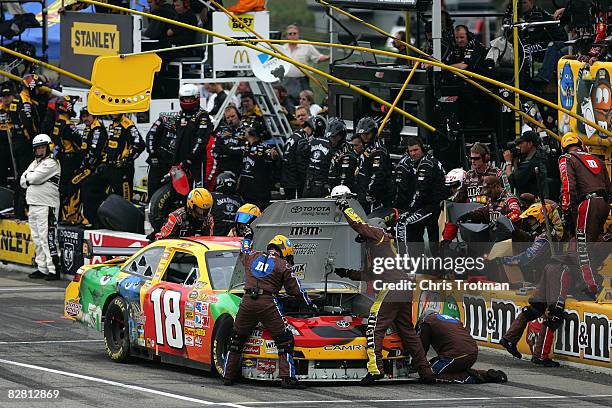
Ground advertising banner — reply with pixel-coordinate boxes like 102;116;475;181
0;219;34;266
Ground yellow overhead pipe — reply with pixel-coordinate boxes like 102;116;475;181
78;0;438;133
377;62;420;138
208;0;327;95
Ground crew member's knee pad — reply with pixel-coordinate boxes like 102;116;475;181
229;331;248;352
523;303;545;320
273;330;294;354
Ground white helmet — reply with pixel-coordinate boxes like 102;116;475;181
32;133;52;148
178;83;200;98
445;168;466;189
330;185;352;198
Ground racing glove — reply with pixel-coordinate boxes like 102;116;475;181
335;198;350;212
334;267;350;278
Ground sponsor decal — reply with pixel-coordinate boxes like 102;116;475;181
195;301;209;314
554;310;612;362
185;310;195;319
243;345;260;354
292;263;306;279
293;242;318;256
242;358;257;367
195;328;206;336
245;337;264;346
289;206;331;216
233;49;250;64
289;226;321;236
251;329;263;337
195;336;202;348
188;291;198;300
336;319;351;328
71;22;119;56
185;319;194;328
184;328;195;337
0;220;34;265
462;295;519;343
194;314;209;328
185;301;194;311
194;281;207;289
65;299;82;317
198;293;218;303
265;340;277;354
257;360;276;372
323;344;364;351
229;15;255;31
185;335;194;346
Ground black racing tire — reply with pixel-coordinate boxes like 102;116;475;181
0;186;13;211
211;316;233;377
103;297;131;363
97;194;145;234
148;183;184;232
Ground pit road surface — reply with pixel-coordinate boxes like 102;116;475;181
1;269;611;408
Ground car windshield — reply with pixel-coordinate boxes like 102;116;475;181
205;250;239;290
230;280;359;292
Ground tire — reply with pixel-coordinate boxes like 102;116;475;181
148;183;184;232
103;297;131;363
97;194;145;234
211;316;233;377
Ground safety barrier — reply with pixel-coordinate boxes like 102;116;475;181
0;219;35;266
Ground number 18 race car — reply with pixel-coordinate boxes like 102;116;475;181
64;199;412;382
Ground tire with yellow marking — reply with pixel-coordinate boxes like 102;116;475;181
211;316;233;376
103;296;131;363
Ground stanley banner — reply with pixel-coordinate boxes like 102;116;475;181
0;219;34;266
60;11;135;88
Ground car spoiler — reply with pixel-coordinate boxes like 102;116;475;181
82;238;142;258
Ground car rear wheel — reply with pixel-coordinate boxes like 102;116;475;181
211;316;233;376
103;297;131;363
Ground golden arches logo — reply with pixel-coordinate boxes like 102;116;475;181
233;50;250;65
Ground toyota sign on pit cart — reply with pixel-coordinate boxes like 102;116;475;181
212;11;270;74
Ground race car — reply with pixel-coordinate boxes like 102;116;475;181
64;199;412;381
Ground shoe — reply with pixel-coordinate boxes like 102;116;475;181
359;373;384;386
466;368;486;384
483;369;508;383
280;378;307;389
418;374;438;384
531;357;560;367
223;378;235;386
28;270;46;279
500;338;522;359
45;273;60;281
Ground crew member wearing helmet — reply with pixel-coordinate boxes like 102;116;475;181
417;310;507;384
211;171;243;236
355;117;392;213
50;96;82;223
228;203;260;237
326;117;357;193
73;108;109;226
440;168;466;245
20;134;61;280
223;231;315;389
334;198;435;385
558;132;611;297
99;113;144;202
237;123;279;210
155;187;214;239
303;116;335;197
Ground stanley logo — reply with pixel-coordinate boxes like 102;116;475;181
233;50;250;65
229;14;255;32
71;22;119;56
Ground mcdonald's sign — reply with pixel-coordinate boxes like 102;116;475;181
233;50;250;65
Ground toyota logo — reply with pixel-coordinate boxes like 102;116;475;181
290;206;303;214
336;320;350;328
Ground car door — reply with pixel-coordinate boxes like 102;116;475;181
142;246;204;361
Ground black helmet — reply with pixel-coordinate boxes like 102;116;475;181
303;115;327;138
325;117;347;140
355;117;377;135
216;171;237;195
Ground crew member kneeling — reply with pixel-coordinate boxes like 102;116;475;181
223;232;315;389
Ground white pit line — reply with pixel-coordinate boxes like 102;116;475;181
0;358;248;408
0;340;103;345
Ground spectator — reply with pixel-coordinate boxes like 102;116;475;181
392;31;409;65
240;92;263;120
504;131;549;198
281;24;329;100
206;83;228;116
274;85;296;118
236;81;252;100
144;0;177;40
298;90;322;116
159;0;198;59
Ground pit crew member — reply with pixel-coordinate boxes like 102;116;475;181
155;187;214;239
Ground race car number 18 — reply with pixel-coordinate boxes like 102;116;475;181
150;288;183;349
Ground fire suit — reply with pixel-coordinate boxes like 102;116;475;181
172;108;212;187
223;237;313;382
51;113;83;223
303;134;337;198
155;206;214;239
204;134;218;191
0;105;14;188
237;141;276;210
461;190;522;225
418;312;486;383
212;124;246;177
338;203;433;379
328;142;359;194
146;113;177;197
559;150;611;296
444;165;510;241
357;140;393;212
19;155;60;277
75;119;109;226
395;153;447;255
100;115;144;201
281;129;308;199
211;191;243;236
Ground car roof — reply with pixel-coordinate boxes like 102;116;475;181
154;236;242;251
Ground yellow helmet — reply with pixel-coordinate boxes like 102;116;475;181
235;203;261;224
520;203;549;223
561;132;582;150
267;235;294;258
186;188;213;220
